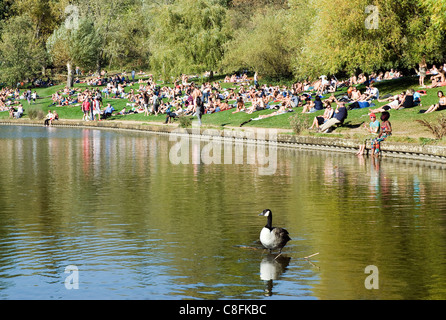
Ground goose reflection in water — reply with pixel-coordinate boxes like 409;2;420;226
260;254;291;296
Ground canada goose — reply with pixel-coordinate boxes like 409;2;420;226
259;209;291;256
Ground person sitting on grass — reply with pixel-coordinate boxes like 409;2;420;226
309;101;334;130
349;87;362;102
246;95;265;114
214;98;231;112
102;103;115;119
396;89;415;109
356;113;380;156
371;111;392;157
232;95;245;114
364;82;379;100
165;102;184;124
317;101;348;133
428;66;446;88
302;95;323;113
424;91;446;113
14;104;24;119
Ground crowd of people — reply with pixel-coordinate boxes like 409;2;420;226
3;61;446;155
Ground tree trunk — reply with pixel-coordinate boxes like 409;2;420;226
96;57;102;76
67;61;73;88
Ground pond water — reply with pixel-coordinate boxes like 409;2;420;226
0;125;445;300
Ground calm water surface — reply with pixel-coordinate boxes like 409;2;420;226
0;125;445;300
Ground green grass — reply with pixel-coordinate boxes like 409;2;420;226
2;74;446;145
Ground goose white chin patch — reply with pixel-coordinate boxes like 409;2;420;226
262;210;271;217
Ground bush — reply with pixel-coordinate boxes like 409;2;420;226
416;115;446;140
289;114;309;135
178;115;192;128
36;110;45;120
27;108;37;119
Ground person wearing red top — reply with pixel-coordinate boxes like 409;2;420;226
82;99;90;121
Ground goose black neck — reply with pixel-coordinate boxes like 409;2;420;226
265;213;273;230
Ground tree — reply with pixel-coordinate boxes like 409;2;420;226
0;15;47;86
13;0;63;40
101;0;151;70
12;0;65;76
0;0;13;23
149;0;231;80
66;0;141;74
47;17;102;87
292;0;446;79
223;8;294;79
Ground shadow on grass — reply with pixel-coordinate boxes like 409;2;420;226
342;121;364;129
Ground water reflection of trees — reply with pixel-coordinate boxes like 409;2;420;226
276;148;446;299
0;128;445;299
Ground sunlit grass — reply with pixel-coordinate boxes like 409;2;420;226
2;74;446;144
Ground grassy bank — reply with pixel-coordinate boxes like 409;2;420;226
2;74;446;146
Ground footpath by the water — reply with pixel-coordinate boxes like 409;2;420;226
2;118;446;165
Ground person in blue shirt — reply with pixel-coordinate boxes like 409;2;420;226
357;113;380;155
102;103;115;119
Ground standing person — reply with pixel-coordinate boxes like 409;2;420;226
131;70;135;82
95;89;103;107
26;89;31;104
371;111;392;157
82;98;90;121
32;91;37;104
151;92;160;116
356;113;380;156
143;91;150;116
89;96;94;121
202;83;210;104
191;82;203;125
93;98;101;121
418;57;427;87
254;71;259;88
